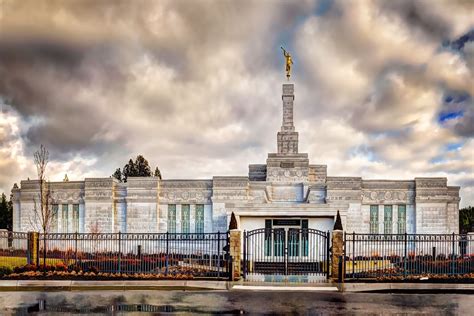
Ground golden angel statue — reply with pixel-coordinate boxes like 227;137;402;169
281;46;293;80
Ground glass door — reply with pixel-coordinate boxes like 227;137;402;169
273;228;285;257
288;228;300;257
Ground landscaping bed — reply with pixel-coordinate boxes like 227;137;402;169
0;262;228;281
344;273;474;283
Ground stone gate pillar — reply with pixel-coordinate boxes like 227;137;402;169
331;229;344;282
229;229;241;281
27;231;39;266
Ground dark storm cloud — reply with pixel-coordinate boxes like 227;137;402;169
452;109;474;137
0;0;472;205
380;0;453;40
0;28;130;158
0;0;316;180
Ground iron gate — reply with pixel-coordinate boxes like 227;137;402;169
243;228;330;281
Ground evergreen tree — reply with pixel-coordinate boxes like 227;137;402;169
0;193;12;230
112;168;122;182
116;155;158;182
135;155;152;177
122;159;136;182
7;198;13;231
0;193;8;229
154;167;162;179
460;206;474;233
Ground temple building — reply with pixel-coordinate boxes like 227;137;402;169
12;84;461;235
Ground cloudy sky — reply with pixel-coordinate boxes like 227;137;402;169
0;0;473;206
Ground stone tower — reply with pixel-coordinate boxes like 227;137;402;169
262;83;310;184
277;84;298;154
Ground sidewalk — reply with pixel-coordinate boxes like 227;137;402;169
0;280;229;291
0;280;472;293
341;282;474;293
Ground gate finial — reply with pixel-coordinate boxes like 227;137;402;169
334;210;343;230
229;212;238;230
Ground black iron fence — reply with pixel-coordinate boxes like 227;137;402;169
1;231;230;279
0;231;28;269
243;228;330;282
344;232;474;280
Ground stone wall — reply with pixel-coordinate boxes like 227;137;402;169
12;173;461;235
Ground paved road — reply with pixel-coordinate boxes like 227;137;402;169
0;290;472;315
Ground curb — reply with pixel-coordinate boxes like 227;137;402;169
0;280;230;291
341;283;474;293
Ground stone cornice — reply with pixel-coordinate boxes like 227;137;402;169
161;180;212;189
362;180;415;190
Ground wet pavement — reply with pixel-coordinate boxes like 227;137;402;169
0;290;472;315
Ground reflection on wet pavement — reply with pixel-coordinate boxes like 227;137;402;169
1;290;472;315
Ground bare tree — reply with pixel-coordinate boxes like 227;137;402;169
88;221;103;258
30;144;54;268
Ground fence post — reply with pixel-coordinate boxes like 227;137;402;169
338;255;343;283
229;229;242;281
243;231;247;279
326;231;330;280
351;232;355;278
74;232;78;267
404;232;407;279
27;232;39;266
331;229;344;282
217;231;221;278
228;255;233;281
118;231;122;274
451;232;455;275
165;231;169;276
35;233;40;267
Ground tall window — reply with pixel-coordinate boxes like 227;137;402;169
302;219;309;257
73;204;79;233
398;205;406;234
62;204;69;233
195;204;204;234
384;205;393;234
51;204;59;233
264;219;272;256
181;204;190;233
369;205;379;234
168;204;176;233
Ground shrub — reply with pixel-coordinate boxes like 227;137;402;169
68;264;82;273
0;266;13;276
55;262;68;272
13;264;37;273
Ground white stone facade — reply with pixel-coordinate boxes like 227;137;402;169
11;84;461;234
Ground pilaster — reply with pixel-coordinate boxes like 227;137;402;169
229;229;242;280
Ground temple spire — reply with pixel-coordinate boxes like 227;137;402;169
277;84;299;154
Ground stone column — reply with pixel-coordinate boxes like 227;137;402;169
68;204;74;233
79;203;85;233
331;229;344;282
229;229;242;281
190;204;196;233
27;231;39;266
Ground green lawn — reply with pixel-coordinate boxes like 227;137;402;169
0;256;71;268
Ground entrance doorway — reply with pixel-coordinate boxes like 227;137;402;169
243;218;330;281
266;219;308;258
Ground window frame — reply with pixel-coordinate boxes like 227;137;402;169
168;204;177;233
369;205;379;234
181;204;190;234
72;204;79;233
62;204;69;233
397;204;407;234
384;205;393;234
195;204;205;234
